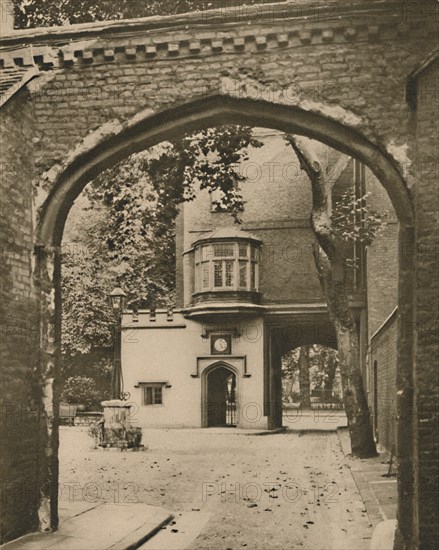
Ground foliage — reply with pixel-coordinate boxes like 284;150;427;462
13;0;284;28
82;125;260;311
331;190;388;247
61;124;260;363
61;351;112;402
282;345;340;392
309;346;339;391
60;376;101;407
282;345;342;408
61;350;113;379
84;150;178;311
60;200;121;406
13;0;204;27
61;245;114;356
281;348;300;384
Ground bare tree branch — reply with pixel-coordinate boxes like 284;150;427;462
287;136;337;259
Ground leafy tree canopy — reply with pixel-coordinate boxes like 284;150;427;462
282;345;339;392
331;190;388;247
61;375;101;408
13;0;283;28
62;125;261;357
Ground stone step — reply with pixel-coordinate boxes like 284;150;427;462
2;503;173;550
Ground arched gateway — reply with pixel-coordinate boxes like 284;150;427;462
202;362;239;428
1;2;437;547
31;95;420;550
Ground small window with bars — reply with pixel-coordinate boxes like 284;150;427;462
141;384;163;406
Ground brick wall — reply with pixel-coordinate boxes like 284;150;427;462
182;130;324;305
367;223;399;336
0;6;431;182
366;166;399;336
370;309;398;453
0;91;41;543
0;3;438;546
413;57;439;549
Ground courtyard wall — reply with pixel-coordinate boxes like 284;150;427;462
0;91;41;543
369;309;398;453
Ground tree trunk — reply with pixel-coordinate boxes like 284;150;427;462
336;324;376;457
299;346;311;408
324;353;337;394
288;136;376;458
317;252;377;458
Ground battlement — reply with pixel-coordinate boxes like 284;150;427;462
122;309;187;329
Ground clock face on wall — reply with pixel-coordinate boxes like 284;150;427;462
211;334;232;355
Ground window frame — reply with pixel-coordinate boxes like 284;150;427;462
140;383;164;406
194;241;260;293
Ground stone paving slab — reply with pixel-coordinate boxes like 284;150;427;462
1;503;173;550
138;410;347;435
139;511;211;550
369;481;397;520
337;427;397;528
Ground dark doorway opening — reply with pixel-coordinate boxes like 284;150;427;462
207;366;237;427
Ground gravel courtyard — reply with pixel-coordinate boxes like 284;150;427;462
59;427;373;549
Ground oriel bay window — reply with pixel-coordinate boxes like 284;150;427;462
194;240;260;293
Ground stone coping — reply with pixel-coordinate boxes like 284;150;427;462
101;400;132;408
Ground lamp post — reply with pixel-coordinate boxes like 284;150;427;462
99;280;144;450
109;280;127;401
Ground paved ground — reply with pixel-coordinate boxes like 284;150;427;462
282;409;347;431
58;425;372;549
2;501;173;550
338;428;397;526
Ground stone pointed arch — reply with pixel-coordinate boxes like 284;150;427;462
201;360;241;378
201;361;240;429
34;94;416;541
36;95;414;248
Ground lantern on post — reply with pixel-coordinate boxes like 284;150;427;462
109;280;127;400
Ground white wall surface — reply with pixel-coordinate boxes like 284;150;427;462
122;312;267;429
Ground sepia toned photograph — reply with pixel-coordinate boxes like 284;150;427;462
0;1;438;549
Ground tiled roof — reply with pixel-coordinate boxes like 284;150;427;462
0;48;38;108
195;227;262;243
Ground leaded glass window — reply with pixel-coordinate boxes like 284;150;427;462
194;241;260;293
